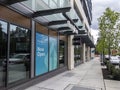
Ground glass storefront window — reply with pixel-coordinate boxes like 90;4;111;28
59;40;65;67
49;30;58;71
49;37;58;71
35;23;49;76
59;34;67;67
74;45;81;64
0;20;7;87
8;24;31;83
35;23;58;74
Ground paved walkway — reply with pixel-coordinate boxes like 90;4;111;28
105;79;120;90
25;57;105;90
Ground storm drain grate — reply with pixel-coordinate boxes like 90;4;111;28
63;72;75;77
71;86;95;90
64;84;98;90
38;87;54;90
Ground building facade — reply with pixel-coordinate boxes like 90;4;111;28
0;0;94;89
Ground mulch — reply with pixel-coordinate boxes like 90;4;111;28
102;68;113;80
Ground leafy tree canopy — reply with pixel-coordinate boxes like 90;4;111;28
96;8;120;55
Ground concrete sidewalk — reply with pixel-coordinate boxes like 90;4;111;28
25;57;105;90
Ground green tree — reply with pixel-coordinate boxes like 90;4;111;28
96;8;120;59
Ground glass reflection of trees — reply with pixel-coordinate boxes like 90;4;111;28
8;24;30;83
59;40;65;67
0;21;7;87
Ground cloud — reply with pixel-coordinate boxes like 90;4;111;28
91;0;120;29
91;28;99;45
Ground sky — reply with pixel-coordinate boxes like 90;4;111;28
91;0;120;44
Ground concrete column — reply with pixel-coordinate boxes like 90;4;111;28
68;35;74;70
82;43;86;63
87;46;91;61
91;48;95;59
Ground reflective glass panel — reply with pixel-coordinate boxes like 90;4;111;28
22;0;70;11
43;0;49;5
74;45;81;64
49;0;57;8
0;20;7;87
8;24;31;83
22;0;33;9
59;34;67;67
59;40;65;67
49;37;58;71
49;30;58;71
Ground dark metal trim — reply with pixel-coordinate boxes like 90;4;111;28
58;27;70;31
48;19;78;26
0;0;27;5
6;22;10;87
62;13;79;32
78;35;95;48
61;31;76;35
57;32;59;68
78;30;86;34
32;7;71;18
58;32;60;67
48;29;50;72
78;26;83;29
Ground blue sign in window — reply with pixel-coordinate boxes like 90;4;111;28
35;33;48;76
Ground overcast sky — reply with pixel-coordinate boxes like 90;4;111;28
91;0;120;44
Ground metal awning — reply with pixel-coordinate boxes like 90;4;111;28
48;19;78;26
73;35;95;48
60;31;76;35
0;0;94;48
1;0;85;35
32;7;71;18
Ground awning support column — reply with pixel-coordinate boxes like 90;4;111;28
68;35;74;70
82;43;86;63
87;46;91;61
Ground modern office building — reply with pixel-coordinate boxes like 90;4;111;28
0;0;94;89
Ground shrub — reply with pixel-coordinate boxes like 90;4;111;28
110;64;115;74
112;69;120;80
105;61;120;80
106;61;111;71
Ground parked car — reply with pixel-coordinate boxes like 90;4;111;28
105;55;110;60
103;55;110;65
109;56;120;65
2;53;30;66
